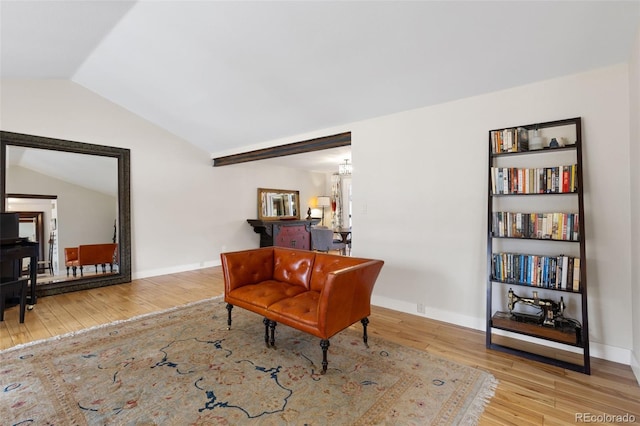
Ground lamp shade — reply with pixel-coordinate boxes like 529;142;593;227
317;196;331;208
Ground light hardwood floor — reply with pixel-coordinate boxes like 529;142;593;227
2;267;639;425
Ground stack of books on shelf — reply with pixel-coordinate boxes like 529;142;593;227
491;164;578;194
491;252;581;291
490;127;529;153
492;211;579;241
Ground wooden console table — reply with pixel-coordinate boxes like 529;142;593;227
247;219;320;250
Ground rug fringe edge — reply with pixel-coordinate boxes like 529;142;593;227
461;374;499;425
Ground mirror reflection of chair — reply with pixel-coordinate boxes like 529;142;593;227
310;227;346;255
65;247;79;277
38;232;55;276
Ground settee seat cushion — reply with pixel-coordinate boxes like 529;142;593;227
226;280;307;310
267;291;320;327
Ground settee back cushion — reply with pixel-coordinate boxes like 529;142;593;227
222;248;274;290
310;253;369;292
78;243;118;265
273;248;316;289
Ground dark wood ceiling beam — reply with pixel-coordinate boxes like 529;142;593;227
212;132;351;167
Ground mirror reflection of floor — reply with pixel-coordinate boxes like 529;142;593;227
33;268;119;286
2;269;113;312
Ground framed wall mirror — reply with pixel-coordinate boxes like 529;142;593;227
258;188;300;221
1;131;131;296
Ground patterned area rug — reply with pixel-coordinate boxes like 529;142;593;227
1;297;497;425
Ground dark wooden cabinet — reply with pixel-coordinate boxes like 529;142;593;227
247;219;320;250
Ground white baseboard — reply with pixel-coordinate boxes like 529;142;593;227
132;260;221;280
371;295;485;333
632;351;640;386
371;295;632;366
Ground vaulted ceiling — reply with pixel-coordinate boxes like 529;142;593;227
2;1;639;164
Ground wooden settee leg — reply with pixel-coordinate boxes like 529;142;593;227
263;318;277;348
263;317;270;346
269;320;277;348
361;317;370;348
320;339;330;374
226;303;233;330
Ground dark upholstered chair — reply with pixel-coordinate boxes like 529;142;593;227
311;227;346;254
65;247;79;276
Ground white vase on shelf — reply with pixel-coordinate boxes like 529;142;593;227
530;129;544;150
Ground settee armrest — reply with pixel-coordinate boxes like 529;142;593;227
316;259;384;338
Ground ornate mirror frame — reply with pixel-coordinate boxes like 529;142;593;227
257;188;300;221
1;131;131;296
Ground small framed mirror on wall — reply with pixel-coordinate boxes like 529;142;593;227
257;188;300;221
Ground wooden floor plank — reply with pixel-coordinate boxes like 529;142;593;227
1;266;638;424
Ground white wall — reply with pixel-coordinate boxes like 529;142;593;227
357;65;632;364
629;26;640;383
0;80;325;278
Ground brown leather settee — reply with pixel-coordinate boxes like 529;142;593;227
65;243;117;277
221;247;384;374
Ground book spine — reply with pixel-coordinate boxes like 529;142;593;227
572;258;581;291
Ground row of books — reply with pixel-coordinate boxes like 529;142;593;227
490;127;529;153
491;164;578;195
492;212;580;241
491;252;581;291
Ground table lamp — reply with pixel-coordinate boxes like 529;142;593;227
317;196;331;227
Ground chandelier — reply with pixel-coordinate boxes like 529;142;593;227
338;159;352;175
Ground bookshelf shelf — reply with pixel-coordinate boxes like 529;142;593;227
491;192;577;197
486;117;590;374
491;236;580;243
490;144;578;158
490;280;582;294
491;312;582;347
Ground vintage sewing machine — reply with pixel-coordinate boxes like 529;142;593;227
507;288;565;327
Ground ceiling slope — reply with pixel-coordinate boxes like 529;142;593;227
2;1;639;158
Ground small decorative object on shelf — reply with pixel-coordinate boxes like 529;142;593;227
530;128;544;150
486;117;590;374
549;137;561;148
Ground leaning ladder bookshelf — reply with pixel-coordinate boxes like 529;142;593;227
485;117;590;374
